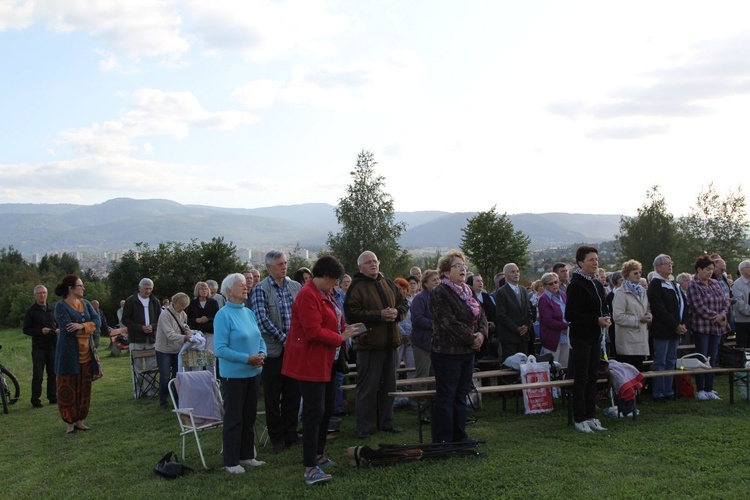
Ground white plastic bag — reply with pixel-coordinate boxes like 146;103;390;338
519;355;554;414
677;353;711;370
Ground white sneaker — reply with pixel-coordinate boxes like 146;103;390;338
707;391;721;400
226;465;246;474
239;458;266;467
574;421;593;433
587;419;607;431
696;390;709;400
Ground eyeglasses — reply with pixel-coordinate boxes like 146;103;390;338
545;281;559;286
73;284;85;289
451;263;468;270
362;259;379;266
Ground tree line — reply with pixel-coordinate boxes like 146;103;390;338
617;184;748;274
3;152;743;328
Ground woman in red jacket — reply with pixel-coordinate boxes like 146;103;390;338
282;255;362;485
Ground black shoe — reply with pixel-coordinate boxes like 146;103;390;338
269;443;285;454
49;399;57;405
32;401;43;408
357;431;371;439
381;427;403;434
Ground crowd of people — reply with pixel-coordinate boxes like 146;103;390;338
20;246;745;481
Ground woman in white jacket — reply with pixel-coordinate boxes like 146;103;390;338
613;260;652;372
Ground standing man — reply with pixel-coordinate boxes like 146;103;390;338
251;251;303;453
344;250;408;439
553;263;570;293
495;263;535;359
242;269;261;308
122;278;162;397
23;285;58;408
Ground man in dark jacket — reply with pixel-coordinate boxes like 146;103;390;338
495;263;534;359
647;254;688;402
344;250;408;439
22;285;58;408
121;278;161;397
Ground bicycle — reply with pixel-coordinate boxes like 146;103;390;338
0;344;21;414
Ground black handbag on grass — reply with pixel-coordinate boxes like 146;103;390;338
154;451;193;479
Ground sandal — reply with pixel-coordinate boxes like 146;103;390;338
304;467;331;485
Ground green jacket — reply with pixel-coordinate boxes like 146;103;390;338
344;272;408;351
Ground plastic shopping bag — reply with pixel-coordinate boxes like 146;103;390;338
519;355;554;414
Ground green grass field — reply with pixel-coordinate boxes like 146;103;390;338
2;327;750;500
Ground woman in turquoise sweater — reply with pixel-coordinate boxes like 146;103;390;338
214;273;267;474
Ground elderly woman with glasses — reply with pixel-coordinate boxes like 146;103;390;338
537;272;570;367
612;260;652;373
429;250;487;443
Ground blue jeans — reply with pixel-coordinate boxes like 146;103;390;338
431;351;474;443
155;350;178;407
651;338;679;398
694;333;721;392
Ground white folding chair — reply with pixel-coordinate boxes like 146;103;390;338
169;370;224;469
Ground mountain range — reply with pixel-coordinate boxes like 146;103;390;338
0;198;622;255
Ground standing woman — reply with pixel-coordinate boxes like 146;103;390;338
155;292;192;410
282;256;361;485
53;274;101;434
186;281;220;352
687;255;731;400
612;260;652;372
214;273;267;474
565;245;611;433
411;270;440;379
537;272;570;367
429;251;487;443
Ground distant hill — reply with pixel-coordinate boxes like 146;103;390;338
0;198;621;255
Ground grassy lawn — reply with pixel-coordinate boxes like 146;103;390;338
2;327;750;499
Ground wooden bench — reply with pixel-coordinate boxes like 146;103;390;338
392;365;750;442
342;369;519;392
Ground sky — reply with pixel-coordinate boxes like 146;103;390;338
1;0;749;217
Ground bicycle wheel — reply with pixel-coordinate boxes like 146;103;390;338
2;366;20;405
1;366;19;409
0;377;8;414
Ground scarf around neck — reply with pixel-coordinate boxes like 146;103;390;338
623;279;643;298
442;278;480;316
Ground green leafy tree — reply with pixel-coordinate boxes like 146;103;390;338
674;183;749;272
616;186;676;267
327;150;410;277
107;238;244;306
107;250;143;306
460;206;530;291
38;253;81;276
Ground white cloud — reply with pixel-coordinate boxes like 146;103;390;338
279;51;423;109
232;80;282;109
183;0;348;61
57;89;256;156
0;0;190;64
1;0;347;67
